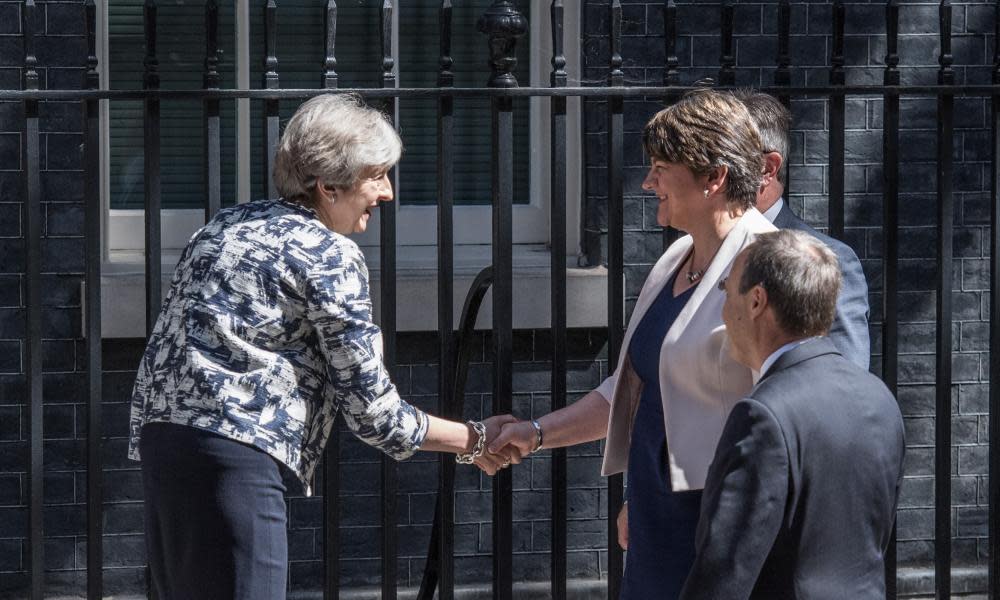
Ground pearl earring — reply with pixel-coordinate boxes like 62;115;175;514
703;189;709;198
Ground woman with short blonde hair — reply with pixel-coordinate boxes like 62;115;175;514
491;88;776;598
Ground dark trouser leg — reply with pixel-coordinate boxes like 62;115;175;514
140;422;288;600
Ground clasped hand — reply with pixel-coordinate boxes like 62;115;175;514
469;415;540;476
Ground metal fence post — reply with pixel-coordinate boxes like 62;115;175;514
934;3;955;598
322;4;340;599
83;1;104;597
828;1;846;241
262;0;278;200
882;3;901;597
549;2;568;598
21;1;44;597
203;0;221;221
436;2;456;598
378;3;399;597
989;1;1000;595
606;2;625;598
478;3;526;598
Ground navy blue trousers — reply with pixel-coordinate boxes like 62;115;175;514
140;422;289;600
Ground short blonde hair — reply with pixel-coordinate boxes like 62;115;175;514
642;89;763;212
273;93;401;202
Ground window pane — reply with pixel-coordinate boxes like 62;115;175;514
397;0;531;206
249;0;531;206
109;0;530;210
108;0;238;210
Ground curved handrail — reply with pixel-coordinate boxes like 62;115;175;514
416;266;493;600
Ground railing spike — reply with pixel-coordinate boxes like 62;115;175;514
885;0;900;84
323;0;337;88
439;0;454;87
23;0;38;91
551;1;566;87
263;0;278;89
381;0;394;85
609;1;623;86
143;0;159;90
85;0;98;90
204;0;219;90
663;1;678;87
994;0;1000;83
775;0;790;87
477;0;528;89
939;0;953;84
831;1;845;86
720;0;735;85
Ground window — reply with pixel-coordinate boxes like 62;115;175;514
97;0;594;335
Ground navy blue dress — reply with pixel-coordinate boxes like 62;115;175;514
620;270;701;600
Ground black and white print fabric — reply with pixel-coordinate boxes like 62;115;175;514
128;198;429;491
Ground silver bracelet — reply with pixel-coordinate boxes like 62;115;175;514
530;419;543;453
455;421;487;464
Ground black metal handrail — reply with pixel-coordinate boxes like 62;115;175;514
417;266;494;600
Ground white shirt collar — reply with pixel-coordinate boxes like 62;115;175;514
753;337;814;384
761;197;784;223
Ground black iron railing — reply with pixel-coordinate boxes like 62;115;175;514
883;5;901;595
6;1;1000;599
19;3;43;599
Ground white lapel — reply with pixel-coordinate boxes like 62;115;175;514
618;235;693;359
607;209;772;385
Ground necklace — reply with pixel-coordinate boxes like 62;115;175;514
685;269;705;284
685;244;721;284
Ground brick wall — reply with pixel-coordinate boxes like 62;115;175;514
1;0;997;597
580;0;996;584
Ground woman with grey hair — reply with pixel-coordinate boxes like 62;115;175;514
128;93;516;600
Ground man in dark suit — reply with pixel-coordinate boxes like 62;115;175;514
735;90;871;369
680;230;904;600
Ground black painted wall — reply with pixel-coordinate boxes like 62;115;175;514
0;1;996;597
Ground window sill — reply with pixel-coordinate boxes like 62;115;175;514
91;245;612;338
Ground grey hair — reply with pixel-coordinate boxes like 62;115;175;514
273;93;402;202
739;229;841;337
732;89;791;185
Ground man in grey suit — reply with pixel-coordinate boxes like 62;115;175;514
680;230;904;600
736;90;871;369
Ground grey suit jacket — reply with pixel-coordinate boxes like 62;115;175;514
680;338;905;600
772;202;871;369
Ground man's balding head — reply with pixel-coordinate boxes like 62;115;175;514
739;229;841;337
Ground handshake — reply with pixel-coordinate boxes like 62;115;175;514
462;414;544;476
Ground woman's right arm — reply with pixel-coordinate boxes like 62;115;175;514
487;388;611;456
306;241;516;474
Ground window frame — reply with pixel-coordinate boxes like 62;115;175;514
101;1;581;257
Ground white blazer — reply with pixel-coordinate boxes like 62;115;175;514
597;208;777;491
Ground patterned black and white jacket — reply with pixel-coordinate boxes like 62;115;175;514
127;198;429;493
